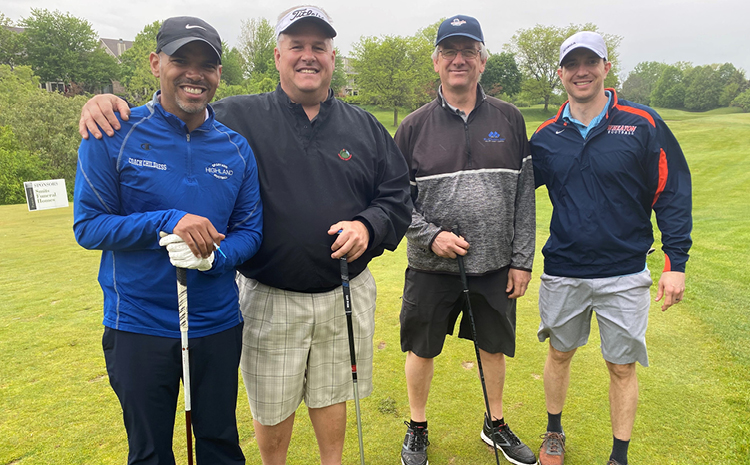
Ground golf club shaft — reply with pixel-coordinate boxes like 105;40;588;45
456;254;501;465
340;257;366;465
176;267;194;465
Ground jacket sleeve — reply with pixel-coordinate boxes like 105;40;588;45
353;121;412;252
511;121;536;271
73;136;186;251
203;138;263;275
649;117;692;273
394;119;443;250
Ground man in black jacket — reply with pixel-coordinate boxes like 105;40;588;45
78;6;411;465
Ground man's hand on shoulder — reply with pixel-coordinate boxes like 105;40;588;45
655;271;685;311
329;220;369;262
79;94;131;140
507;268;531;299
431;231;469;259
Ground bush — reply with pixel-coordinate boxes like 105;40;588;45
0;126;50;205
731;89;750;112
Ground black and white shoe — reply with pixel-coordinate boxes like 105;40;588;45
481;415;538;465
401;421;429;465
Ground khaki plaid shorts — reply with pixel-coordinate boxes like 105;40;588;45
237;269;376;426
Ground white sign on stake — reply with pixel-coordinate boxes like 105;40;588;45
24;179;69;211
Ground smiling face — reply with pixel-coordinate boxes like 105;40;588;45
275;21;335;106
433;37;486;95
557;48;611;105
150;40;221;129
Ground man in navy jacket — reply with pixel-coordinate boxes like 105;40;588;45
530;31;692;465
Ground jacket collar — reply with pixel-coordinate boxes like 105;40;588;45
437;83;487;118
554;88;619;124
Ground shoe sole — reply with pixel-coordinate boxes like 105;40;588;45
401;458;428;465
480;430;539;465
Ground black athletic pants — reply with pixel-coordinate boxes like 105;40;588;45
103;324;245;465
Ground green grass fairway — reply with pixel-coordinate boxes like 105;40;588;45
1;108;749;464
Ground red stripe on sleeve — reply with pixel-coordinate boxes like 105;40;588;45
663;253;672;272
652;148;668;206
614;104;656;127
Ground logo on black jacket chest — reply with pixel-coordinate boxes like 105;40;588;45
483;131;505;143
338;149;352;161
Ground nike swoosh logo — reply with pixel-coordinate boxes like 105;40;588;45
185;24;206;30
556;129;565;134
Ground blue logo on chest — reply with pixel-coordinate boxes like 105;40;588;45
484;131;505;143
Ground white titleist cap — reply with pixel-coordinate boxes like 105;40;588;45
275;6;336;38
559;31;607;64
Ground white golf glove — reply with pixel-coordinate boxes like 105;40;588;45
158;234;214;271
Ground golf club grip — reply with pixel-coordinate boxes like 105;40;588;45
176;268;188;331
340;258;358;376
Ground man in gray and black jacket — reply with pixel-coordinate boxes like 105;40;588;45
395;15;537;465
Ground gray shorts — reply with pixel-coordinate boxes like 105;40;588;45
537;269;652;366
237;269;376;426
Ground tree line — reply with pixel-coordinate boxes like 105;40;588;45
1;9;749;205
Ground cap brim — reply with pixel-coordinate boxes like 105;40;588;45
559;45;606;64
160;37;222;61
280;17;337;38
436;32;484;46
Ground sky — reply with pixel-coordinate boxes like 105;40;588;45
5;0;750;79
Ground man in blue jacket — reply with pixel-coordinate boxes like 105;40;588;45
529;32;692;465
74;16;262;464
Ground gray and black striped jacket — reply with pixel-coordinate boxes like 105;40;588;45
394;86;535;276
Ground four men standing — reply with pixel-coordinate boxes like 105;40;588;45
77;10;691;465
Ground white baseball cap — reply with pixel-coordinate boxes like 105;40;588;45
275;6;336;38
559;31;607;64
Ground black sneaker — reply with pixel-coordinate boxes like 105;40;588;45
401;421;429;465
481;416;538;465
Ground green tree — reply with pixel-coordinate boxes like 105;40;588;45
684;65;723;111
239;17;275;77
221;44;246;86
0;12;27;69
330;48;346;96
651;65;686;109
621;61;667;105
0;126;49;205
480;52;522;97
20;9;118;92
716;63;747;107
351;34;434;127
507;23;622;110
119;21;160;104
0;64;86;198
731;88;750;112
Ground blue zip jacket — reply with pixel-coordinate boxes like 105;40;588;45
530;90;692;279
74;93;263;338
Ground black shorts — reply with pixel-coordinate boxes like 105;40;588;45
400;266;517;358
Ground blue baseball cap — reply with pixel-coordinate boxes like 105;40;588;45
435;15;484;46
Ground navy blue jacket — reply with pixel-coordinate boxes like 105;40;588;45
74;93;263;338
530;90;692;278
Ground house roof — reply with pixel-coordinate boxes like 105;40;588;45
99;38;134;61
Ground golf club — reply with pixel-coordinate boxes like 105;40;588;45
339;256;366;465
453;230;502;465
176;267;194;465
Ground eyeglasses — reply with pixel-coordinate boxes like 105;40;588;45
439;48;480;60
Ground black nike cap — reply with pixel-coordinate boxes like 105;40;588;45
156;16;222;61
